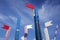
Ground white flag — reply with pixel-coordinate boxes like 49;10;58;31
45;21;53;27
25;25;32;29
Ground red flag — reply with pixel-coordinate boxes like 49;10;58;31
26;3;34;9
3;25;10;30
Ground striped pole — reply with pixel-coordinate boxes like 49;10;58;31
3;25;11;40
24;25;32;40
53;25;58;40
15;17;20;40
5;27;11;40
24;26;28;40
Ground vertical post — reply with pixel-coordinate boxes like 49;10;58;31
5;27;11;40
26;3;42;40
24;25;32;40
44;27;50;40
33;9;42;40
15;17;20;40
53;25;58;40
24;26;28;40
3;25;11;40
44;21;53;40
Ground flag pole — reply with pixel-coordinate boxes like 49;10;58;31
44;27;50;40
5;27;11;40
3;25;11;40
44;21;53;40
26;3;42;40
24;25;32;40
53;25;58;40
33;9;42;40
15;17;20;40
24;26;28;40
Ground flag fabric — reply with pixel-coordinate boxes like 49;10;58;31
3;25;10;30
45;21;53;27
26;25;32;29
2;24;11;40
26;3;34;9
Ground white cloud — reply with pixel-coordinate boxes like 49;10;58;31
9;16;17;23
0;37;5;40
9;16;17;20
38;4;49;21
0;14;10;21
0;14;5;20
41;5;45;12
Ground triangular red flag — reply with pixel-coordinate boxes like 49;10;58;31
3;25;10;30
26;3;34;9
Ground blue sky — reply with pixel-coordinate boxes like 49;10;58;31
0;0;60;40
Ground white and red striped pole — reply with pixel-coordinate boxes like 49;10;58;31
24;26;28;40
24;25;32;40
3;25;11;40
5;27;11;40
53;25;58;40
